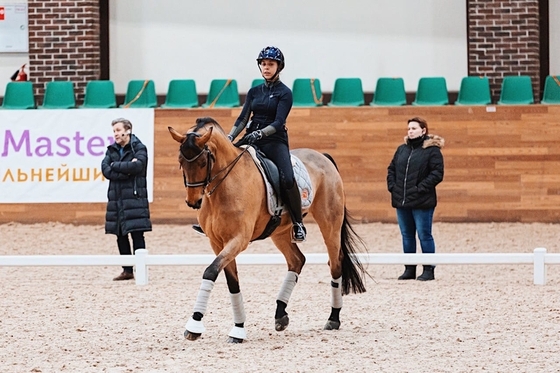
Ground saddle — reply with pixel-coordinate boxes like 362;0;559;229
242;146;313;240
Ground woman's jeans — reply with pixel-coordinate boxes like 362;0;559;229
396;208;435;255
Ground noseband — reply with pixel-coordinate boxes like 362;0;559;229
179;132;248;196
180;140;213;189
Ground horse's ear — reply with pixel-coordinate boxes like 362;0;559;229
168;126;186;143
195;126;213;147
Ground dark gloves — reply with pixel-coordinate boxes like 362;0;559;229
246;130;263;145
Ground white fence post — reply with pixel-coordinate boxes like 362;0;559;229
533;248;547;285
135;249;148;286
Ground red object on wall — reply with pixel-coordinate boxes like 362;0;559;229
0;7;5;21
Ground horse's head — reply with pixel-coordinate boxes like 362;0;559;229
168;117;219;209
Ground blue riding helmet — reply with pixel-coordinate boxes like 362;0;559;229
256;46;285;72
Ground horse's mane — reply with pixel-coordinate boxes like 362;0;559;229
181;117;229;159
194;117;226;135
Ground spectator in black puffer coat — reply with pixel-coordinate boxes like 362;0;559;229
101;118;152;281
387;117;444;282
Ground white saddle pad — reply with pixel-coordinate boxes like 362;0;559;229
243;146;313;216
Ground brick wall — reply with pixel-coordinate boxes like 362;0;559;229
27;0;101;104
467;0;541;102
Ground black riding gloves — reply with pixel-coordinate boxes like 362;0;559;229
246;130;263;144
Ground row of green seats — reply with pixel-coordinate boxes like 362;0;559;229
323;75;560;107
173;75;560;107
3;76;560;110
0;79;242;110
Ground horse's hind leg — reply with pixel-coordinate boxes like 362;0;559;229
270;236;306;332
223;261;247;343
312;195;345;330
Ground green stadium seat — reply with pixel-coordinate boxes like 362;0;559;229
328;77;364;106
81;80;117;108
412;77;449;106
371;77;406;106
455;76;492;105
160;79;199;108
292;78;323;107
121;80;157;108
497;75;534;105
251;78;265;88
39;81;76;109
202;79;240;108
1;81;36;109
541;75;560;105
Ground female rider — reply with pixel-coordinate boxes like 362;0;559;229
227;46;306;242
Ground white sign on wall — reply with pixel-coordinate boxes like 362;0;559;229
0;3;28;52
0;109;155;203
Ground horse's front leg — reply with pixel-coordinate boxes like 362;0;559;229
271;237;306;332
184;236;248;341
224;261;246;343
184;256;223;341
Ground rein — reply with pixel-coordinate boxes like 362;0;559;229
180;141;249;196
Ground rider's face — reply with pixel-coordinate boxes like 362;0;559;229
260;59;279;80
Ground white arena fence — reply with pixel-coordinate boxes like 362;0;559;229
1;249;559;286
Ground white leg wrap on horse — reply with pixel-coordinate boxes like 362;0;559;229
228;325;247;340
277;271;299;304
230;292;246;324
185;317;205;334
193;279;215;315
331;276;343;309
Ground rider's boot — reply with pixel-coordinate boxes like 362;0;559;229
192;224;206;236
284;182;306;243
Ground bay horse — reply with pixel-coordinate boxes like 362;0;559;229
168;117;369;343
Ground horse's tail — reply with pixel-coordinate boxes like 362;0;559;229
340;208;368;295
322;152;369;295
322;153;339;171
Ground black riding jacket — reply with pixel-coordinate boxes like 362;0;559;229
101;135;152;235
387;134;445;209
231;80;292;145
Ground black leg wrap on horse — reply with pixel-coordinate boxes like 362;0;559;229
284;182;306;242
328;307;341;322
193;312;203;321
275;300;288;319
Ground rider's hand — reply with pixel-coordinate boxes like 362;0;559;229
246;130;263;145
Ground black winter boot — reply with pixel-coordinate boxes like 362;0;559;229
284;182;306;243
417;265;435;281
398;265;416;280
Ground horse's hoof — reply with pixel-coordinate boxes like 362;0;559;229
227;336;244;344
323;320;341;330
275;315;289;331
184;330;202;341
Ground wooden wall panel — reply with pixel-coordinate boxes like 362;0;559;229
2;105;560;224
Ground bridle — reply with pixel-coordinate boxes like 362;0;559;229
179;132;248;196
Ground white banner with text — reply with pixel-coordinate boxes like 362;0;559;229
0;109;155;203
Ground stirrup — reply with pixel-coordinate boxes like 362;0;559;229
192;224;206;237
291;223;306;243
